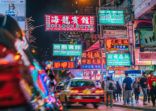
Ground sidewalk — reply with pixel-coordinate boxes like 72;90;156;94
113;100;156;111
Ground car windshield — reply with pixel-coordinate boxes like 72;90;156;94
70;80;95;87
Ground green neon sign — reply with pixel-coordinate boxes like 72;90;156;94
99;10;125;25
53;44;82;56
106;53;131;66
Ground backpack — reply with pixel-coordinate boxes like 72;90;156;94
109;82;114;90
152;81;156;88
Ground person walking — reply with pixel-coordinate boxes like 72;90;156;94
115;81;122;102
140;72;148;105
133;78;141;104
148;72;156;107
123;73;133;105
105;77;116;107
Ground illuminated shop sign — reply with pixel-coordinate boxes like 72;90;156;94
53;61;75;69
106;53;131;66
139;28;156;52
105;38;129;51
81;51;106;69
107;66;129;71
45;15;95;32
103;30;127;38
53;44;82;56
98;10;125;25
83;70;101;81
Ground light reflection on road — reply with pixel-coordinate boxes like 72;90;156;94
66;104;142;111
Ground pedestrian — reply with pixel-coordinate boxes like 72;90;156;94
140;72;148;105
105;76;116;107
132;78;140;104
123;73;133;105
0;15;34;110
115;81;122;102
148;72;156;107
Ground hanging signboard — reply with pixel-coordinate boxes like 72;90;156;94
139;66;154;71
45;15;95;32
98;10;125;25
81;51;106;69
106;53;131;66
140;52;156;60
53;44;82;56
0;0;26;30
105;38;129;51
53;61;75;69
139;28;156;52
83;70;102;81
103;30;127;38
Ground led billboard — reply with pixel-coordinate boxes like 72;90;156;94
45;15;95;32
0;0;26;30
99;10;125;25
53;44;82;56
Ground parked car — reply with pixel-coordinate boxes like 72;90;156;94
55;78;104;108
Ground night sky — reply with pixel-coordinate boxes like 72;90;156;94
27;0;75;61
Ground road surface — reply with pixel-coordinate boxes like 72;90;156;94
65;104;142;111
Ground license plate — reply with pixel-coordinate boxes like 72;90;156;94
95;96;100;99
76;96;82;99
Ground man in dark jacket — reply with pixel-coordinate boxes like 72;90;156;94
140;72;148;105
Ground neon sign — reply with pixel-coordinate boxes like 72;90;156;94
45;15;95;32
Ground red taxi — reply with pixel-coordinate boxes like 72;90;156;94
55;79;104;108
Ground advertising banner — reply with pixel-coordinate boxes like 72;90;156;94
53;44;82;56
106;53;131;66
103;30;127;38
139;66;154;71
98;10;125;25
83;70;102;81
81;51;106;69
105;38;129;51
140;52;156;60
140;28;156;52
0;0;26;30
53;61;75;69
135;49;152;65
45;15;95;32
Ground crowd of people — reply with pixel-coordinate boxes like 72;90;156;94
104;72;156;107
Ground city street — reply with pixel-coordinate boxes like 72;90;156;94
66;104;141;111
0;0;156;111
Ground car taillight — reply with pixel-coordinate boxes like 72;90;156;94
70;90;79;94
95;90;104;94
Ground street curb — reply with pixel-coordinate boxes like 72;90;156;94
113;104;156;111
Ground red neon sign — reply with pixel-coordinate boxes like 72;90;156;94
45;15;95;32
53;61;75;69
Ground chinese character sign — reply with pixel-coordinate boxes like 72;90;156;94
45;15;95;32
53;61;75;69
53;44;82;56
105;38;129;51
99;10;125;25
106;53;131;66
81;51;106;69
